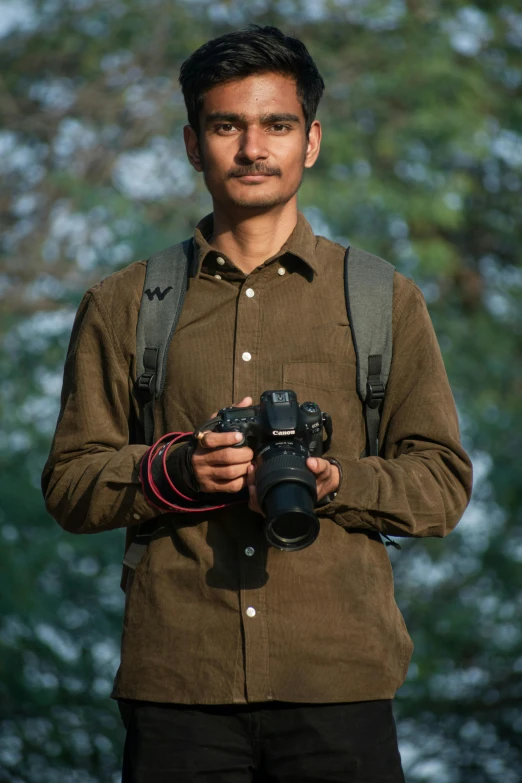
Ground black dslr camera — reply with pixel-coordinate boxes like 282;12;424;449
205;390;332;552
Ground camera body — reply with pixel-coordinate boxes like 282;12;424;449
214;390;332;551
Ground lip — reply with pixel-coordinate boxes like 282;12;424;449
235;174;274;182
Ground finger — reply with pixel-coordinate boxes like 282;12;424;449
208;452;255;469
198;431;246;450
209;396;253;419
212;462;251;481
307;456;329;475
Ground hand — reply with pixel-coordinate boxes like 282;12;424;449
191;397;254;493
246;456;341;517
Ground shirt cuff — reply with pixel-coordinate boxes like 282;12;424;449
314;455;378;526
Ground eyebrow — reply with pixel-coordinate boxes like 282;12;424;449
205;112;301;126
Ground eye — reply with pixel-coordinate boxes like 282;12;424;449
216;123;237;133
271;124;290;132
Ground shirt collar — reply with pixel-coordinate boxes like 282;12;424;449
192;211;321;278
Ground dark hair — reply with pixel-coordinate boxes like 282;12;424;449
179;25;325;136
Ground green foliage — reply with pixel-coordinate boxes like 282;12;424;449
1;1;521;780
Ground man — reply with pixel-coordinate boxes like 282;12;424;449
42;25;473;783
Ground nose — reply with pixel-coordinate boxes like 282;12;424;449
237;127;268;163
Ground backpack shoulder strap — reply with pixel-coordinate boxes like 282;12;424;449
136;238;195;445
122;239;195;584
344;246;395;457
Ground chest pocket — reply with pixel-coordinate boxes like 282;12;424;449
282;361;365;459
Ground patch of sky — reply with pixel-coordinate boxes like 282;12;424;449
24;654;59;690
5;431;31;452
34;623;81;664
484;290;511;320
401;549;460;592
57;602;91;630
480;255;522;289
301;206;334;240
443;192;463;211
112;136;195;201
29;78;76;113
53;117;98;164
300;0;327;21
100;48;134;73
12;192;43;217
19;394;61;435
419;281;440;304
1;524;19;543
71;556;100;577
443;6;494;57
70;728;92;756
0;0;37;39
96;563;125;612
0;615;31;646
405;755;452;783
329;0;406;31
48;200;116;269
207;1;247;23
5;309;75;357
388;216;409;239
91;638;119;667
0;131;47;185
124;83;158;119
0;733;23;769
491;128;522;170
2;216;37;251
24;274;67;302
430;665;490;700
394;160;430;184
92;677;112;696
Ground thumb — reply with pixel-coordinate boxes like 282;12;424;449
307;457;318;470
210;396;253;419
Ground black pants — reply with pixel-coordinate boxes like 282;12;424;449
120;699;405;782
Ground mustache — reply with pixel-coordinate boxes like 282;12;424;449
228;165;281;178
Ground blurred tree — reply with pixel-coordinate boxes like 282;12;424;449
1;0;521;781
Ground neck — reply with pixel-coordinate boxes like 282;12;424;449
209;201;298;275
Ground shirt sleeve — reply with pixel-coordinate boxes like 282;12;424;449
317;277;473;538
41;289;182;534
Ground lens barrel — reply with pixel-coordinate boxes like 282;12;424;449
263;482;320;550
255;449;320;551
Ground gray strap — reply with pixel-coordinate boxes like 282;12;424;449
136;239;194;445
344;247;395;457
125;239;194;577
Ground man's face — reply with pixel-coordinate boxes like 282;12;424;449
184;72;321;211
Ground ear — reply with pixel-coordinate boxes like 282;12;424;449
304;120;322;169
184;125;203;172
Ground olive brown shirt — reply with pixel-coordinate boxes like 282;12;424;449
42;212;473;705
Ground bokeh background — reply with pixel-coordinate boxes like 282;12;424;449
1;1;521;781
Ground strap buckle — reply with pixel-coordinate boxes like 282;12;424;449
366;379;385;409
138;371;155;399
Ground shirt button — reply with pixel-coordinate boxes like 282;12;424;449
246;288;255;298
245;547;255;557
242;352;251;362
246;607;256;618
214;274;222;279
216;257;225;265
132;513;140;520
278;267;286;275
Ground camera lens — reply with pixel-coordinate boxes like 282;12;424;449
261;479;320;551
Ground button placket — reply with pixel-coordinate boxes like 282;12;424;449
233;273;265;404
